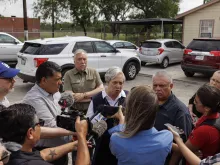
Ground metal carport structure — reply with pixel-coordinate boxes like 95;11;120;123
102;18;183;40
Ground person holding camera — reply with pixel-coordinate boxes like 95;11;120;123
108;85;173;165
22;61;69;165
63;49;104;114
86;66;128;165
0;103;90;165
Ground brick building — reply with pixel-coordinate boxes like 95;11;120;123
0;16;40;39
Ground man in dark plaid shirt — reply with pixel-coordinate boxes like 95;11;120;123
200;153;220;165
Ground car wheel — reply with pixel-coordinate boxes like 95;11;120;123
124;62;138;80
59;68;72;92
184;71;195;77
160;57;169;68
141;61;147;66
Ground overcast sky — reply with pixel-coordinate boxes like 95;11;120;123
0;0;204;21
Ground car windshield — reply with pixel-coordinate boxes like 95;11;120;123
187;40;220;52
20;42;68;55
141;42;161;48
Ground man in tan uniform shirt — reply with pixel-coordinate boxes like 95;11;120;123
63;49;104;114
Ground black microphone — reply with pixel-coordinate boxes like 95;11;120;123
89;105;120;121
87;120;107;141
58;92;74;111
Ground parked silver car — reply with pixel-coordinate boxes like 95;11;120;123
138;39;185;68
106;40;138;53
0;32;23;66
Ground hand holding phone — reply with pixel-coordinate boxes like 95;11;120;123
164;123;184;136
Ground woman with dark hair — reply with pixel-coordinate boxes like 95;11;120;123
188;70;220;122
109;85;173;165
170;84;220;165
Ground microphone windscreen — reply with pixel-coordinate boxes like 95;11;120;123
92;120;107;137
59;92;74;108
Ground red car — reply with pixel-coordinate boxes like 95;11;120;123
181;38;220;77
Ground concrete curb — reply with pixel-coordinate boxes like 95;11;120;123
138;73;202;85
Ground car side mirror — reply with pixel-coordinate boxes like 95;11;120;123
14;40;19;44
115;49;120;53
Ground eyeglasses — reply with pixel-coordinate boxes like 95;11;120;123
210;77;220;84
33;119;45;127
0;77;14;82
0;149;10;164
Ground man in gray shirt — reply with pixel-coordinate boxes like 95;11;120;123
23;61;69;165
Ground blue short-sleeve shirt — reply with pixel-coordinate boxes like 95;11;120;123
110;127;173;165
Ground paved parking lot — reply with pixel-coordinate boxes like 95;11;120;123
8;63;209;106
140;63;208;84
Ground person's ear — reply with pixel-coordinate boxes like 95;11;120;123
26;128;35;140
170;83;174;89
204;107;211;115
41;77;47;85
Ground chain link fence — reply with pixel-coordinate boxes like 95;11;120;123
0;27;183;46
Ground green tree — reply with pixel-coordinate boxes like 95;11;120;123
65;0;98;36
95;0;131;21
128;0;180;19
33;0;67;37
34;0;98;36
95;0;132;37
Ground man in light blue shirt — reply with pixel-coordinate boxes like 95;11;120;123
22;61;69;165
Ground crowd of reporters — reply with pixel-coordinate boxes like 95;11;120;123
0;48;220;165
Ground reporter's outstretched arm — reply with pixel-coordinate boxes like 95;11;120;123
174;136;201;165
75;117;90;165
40;141;78;162
40;127;76;139
168;126;201;165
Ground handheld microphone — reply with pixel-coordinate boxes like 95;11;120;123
89;105;119;121
58;92;74;110
88;120;107;142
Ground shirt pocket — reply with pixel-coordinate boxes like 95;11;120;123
71;80;81;92
85;75;96;91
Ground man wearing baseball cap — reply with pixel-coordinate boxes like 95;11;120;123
0;62;19;107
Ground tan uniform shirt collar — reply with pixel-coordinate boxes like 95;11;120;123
73;68;88;75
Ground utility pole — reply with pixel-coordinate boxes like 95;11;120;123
52;0;55;38
23;0;28;40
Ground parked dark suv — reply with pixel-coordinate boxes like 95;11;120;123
181;38;220;77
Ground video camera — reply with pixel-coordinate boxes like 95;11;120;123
56;92;88;132
56;109;87;132
56;92;120;132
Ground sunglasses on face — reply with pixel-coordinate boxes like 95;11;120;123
33;119;45;127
